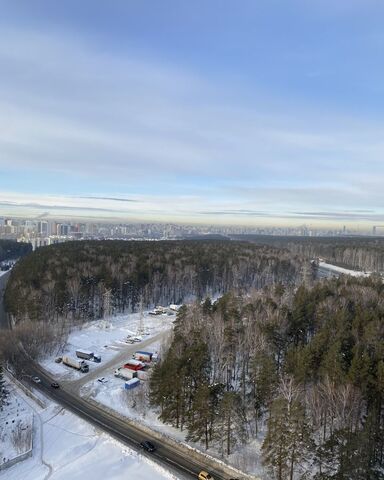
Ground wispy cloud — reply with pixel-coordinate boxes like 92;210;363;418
0;20;384;226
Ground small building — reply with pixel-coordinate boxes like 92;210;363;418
124;378;140;390
123;359;145;371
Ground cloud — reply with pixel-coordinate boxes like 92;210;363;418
79;196;138;203
0;25;384;225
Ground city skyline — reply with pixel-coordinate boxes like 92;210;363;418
1;1;384;226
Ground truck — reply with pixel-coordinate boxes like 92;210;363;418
124;378;140;390
134;351;153;362
62;355;89;373
75;349;101;363
114;368;136;380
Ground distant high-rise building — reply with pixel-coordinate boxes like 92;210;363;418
38;221;49;236
58;224;70;236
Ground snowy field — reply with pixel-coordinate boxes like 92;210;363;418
0;379;33;468
81;352;265;477
319;261;371;277
0;379;182;480
40;310;175;380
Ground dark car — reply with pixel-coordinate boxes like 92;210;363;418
140;440;156;452
51;382;60;389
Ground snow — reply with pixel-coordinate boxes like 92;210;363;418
0;378;183;480
80;344;262;477
319;261;371;277
40;310;175;381
0;379;33;467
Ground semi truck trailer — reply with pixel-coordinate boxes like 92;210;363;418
75;349;101;363
62;355;89;373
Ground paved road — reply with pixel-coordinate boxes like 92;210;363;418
0;274;244;480
23;360;234;480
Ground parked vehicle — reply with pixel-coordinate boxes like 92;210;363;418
62;355;89;373
198;472;214;480
32;376;41;384
75;350;101;362
140;440;156;452
75;349;94;360
134;351;153;362
97;377;108;383
51;382;60;389
114;368;136;380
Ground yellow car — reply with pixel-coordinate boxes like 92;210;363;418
198;472;214;480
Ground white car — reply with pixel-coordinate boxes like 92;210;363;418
32;376;41;384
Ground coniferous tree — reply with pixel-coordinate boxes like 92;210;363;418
262;394;313;480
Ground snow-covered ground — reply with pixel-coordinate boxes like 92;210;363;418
0;379;33;468
319;261;371;277
0;378;182;480
40;311;175;380
80;352;265;477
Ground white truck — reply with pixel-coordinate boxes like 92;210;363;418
75;349;101;363
114;368;136;380
62;355;89;373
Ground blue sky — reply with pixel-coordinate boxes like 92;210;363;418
1;0;384;226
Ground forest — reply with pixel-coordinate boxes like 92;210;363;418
0;239;31;263
231;235;384;273
150;276;384;479
4;239;304;324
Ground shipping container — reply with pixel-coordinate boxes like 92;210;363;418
124;378;140;390
134;351;153;362
123;359;145;371
114;368;136;380
136;370;149;381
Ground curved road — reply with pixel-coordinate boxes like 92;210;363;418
0;271;245;480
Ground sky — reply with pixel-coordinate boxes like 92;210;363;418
1;0;384;228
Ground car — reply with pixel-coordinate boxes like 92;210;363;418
31;376;41;384
97;377;108;384
50;382;60;389
198;472;214;480
139;440;156;452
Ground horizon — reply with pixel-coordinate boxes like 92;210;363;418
1;1;384;226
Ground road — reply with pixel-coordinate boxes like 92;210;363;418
23;360;234;480
0;274;245;480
